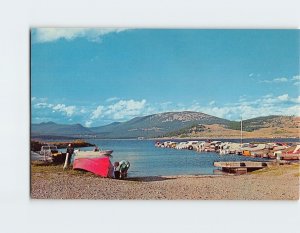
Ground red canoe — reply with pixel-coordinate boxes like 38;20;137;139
73;156;114;177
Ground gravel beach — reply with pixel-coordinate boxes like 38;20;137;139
31;164;299;200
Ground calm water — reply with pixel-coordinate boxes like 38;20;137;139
66;138;298;177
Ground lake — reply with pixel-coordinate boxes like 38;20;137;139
65;138;296;177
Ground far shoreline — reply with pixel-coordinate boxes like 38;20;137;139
31;136;299;141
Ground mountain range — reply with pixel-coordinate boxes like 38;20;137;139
31;111;299;139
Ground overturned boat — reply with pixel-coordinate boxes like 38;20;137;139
73;150;114;177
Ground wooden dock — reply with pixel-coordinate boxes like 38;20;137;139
214;161;273;174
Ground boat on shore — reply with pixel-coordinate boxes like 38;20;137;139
280;145;300;160
73;150;114;177
31;144;66;163
74;150;113;159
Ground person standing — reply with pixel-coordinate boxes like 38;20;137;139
113;161;120;179
63;143;74;169
67;144;75;164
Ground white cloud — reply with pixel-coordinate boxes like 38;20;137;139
293;81;300;87
262;94;273;98
200;102;299;120
84;99;147;126
238;96;247;102
106;99;146;120
291;75;300;87
33;28;129;43
32;94;300;126
52;104;76;116
259;74;300;87
34;102;55;109
248;73;254;77
85;120;93;127
31;97;48;102
91;106;105;120
259;77;288;83
274;77;288;82
200;106;233;119
292;75;300;81
260;94;291;105
277;94;289;102
284;105;300;116
33;97;89;119
106;97;120;102
34;102;48;109
291;96;300;104
150;93;300;120
259;80;269;83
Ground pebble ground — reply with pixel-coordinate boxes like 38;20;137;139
31;164;299;200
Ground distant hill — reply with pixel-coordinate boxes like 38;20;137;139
31;113;299;139
163;115;299;139
225;115;298;131
31;121;94;138
89;111;231;138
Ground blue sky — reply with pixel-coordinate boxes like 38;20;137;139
31;28;300;127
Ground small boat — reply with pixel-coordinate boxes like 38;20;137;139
31;151;53;162
72;150;114;177
74;150;113;159
32;144;64;163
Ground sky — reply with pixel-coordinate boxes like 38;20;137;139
31;28;300;127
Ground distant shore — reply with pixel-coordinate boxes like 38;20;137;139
31;163;299;200
31;136;299;141
151;136;299;141
31;139;95;151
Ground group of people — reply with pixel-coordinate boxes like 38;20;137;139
64;144;130;179
113;160;130;179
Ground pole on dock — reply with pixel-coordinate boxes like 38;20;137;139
240;115;243;146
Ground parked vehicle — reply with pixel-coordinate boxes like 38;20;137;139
39;145;60;156
37;145;63;162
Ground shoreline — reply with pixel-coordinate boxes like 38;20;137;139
31;136;299;141
151;136;299;140
31;163;299;200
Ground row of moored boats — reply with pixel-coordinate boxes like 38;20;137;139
155;140;300;160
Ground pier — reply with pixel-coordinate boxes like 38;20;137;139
214;161;273;174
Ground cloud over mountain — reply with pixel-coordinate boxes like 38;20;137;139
32;28;129;43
